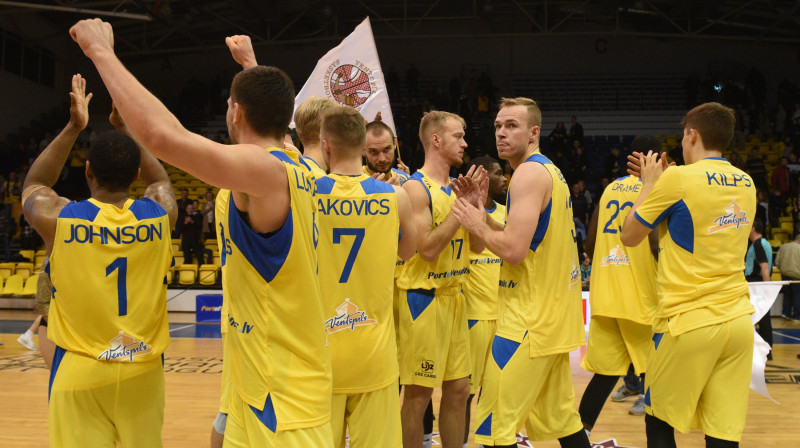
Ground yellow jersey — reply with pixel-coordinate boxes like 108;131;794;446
464;202;506;320
497;152;585;357
316;173;399;393
396;170;470;291
633;157;756;335
302;156;327;180
48;198;172;362
361;165;410;184
215;191;231;336
590;176;657;324
217;148;331;431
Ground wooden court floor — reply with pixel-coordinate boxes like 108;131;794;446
2;313;800;447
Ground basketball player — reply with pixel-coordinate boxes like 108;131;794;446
314;106;416;447
294;96;337;177
23;74;177;447
578;135;660;434
621;103;756;448
397;110;488;448
70;19;334;447
461;156;507;444
450;97;590;448
363;121;409;185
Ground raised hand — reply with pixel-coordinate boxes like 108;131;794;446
373;172;400;185
639;150;668;187
452;165;488;208
450;197;486;235
69;18;114;59
68;74;92;131
225;35;257;69
109;102;126;133
627;151;673;178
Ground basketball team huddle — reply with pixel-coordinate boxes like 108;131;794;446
26;18;757;448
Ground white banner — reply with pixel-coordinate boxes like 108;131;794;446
748;281;786;402
291;17;395;133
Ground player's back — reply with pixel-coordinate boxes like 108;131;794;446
590;176;657;324
465;202;506;321
48;197;172;362
633;157;756;334
498;153;584;357
216;148;332;431
316;174;400;393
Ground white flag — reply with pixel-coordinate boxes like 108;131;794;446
748;281;786;402
292;17;395;132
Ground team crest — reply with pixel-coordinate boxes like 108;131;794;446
324;60;377;109
569;260;581;290
599;245;630;267
325;299;377;334
708;199;751;234
98;331;153;362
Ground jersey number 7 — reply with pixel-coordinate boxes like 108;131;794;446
333;228;365;283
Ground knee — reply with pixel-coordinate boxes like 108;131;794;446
402;386;433;411
443;378;471;404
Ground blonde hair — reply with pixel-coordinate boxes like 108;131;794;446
294;96;336;146
418;111;466;148
320;105;366;152
498;97;542;128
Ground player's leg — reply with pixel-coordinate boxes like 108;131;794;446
212;331;233;448
115;359;166;448
38;317;55;370
330;393;348;448
756;313;773;359
346;381;402;447
222;392;249;448
17;314;41;350
440;377;470;447
423;399;435;448
645;414;676;448
402;385;434;447
465;319;496;444
439;290;471;447
619;318;653;416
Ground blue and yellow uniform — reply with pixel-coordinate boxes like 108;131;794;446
474;152;586;445
47;197;172;448
215;191;233;420
362;165;409;185
633;157;756;441
582;175;657;376
396;170;471;387
303;156;327;180
465;201;505;394
316;173;402;448
219;148;333;447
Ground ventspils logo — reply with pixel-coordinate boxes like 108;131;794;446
569;260;581;290
708;199;751;234
325;299;377;334
324;59;377;108
98;331;153;362
599;245;630;267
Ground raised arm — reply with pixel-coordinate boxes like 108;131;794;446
22;74;91;250
394;186;418;260
109;103;177;229
404;180;462;262
226;35;258;69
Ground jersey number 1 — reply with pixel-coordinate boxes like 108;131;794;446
333;228;365;283
106;257;128;316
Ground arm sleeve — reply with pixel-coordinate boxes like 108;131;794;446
633;168;685;229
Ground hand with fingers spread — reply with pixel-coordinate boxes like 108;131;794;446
69;18;114;59
396;157;410;175
226;35;257;69
452;165;488;208
638;150;669;188
450;197;486;235
627;151;674;178
68;74;93;131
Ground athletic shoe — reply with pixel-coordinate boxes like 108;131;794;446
781;314;793;321
17;333;37;351
628;396;645;416
611;385;640;402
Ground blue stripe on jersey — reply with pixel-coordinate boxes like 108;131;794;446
530;198;552;252
526;153;553;165
475;413;492;436
644;387;651;406
652;332;664;350
316;176;336;195
652;199;694;254
491;335;520;370
360;177;394;195
129;197;167;220
227;195;292;283
468;319;478;329
298;157;312;172
391;168;409;180
634;211;655;229
249;394;278;433
409;172;433;216
407;289;435;321
48;345;67;401
58;200;100;221
269;150;299;167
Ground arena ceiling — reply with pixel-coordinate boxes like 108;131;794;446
2;0;800;58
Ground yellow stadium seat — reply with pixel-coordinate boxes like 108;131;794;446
165;267;174;285
34;253;46;271
772;270;783;282
780;221;794;234
198;265;218;286
21;274;38;296
211;250;221;266
204;240;218;251
18;250;34;262
14;262;33;280
2;274;24;296
172;239;181;253
779;216;793;225
0;263;15;280
177;265;198;285
173;252;184;266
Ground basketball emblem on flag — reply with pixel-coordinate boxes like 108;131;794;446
329;64;373;108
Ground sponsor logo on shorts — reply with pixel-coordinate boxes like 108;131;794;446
415;359;436;379
708;199;751;234
599;245;630;267
569;261;580;290
98;331;153;362
325;299;377;335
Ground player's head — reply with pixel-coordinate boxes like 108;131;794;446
320;106;367;167
631;135;661;158
470;156;507;203
186;202;195;214
419;111;467;167
86;131;140;193
180;188;188;199
495;97;541;163
228;66;294;143
751;218;764;237
680;102;735;162
364;121;396;175
294;96;336;147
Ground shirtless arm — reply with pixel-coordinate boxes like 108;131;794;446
404;180;462;262
394;186;418;260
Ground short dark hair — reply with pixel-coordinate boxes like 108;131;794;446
230;66;295;140
631;135;661;154
366;121;395;139
753;218;764;234
680;102;736;151
88;131;140;192
320;106;367;152
470;156;500;172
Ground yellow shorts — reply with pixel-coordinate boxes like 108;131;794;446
473;333;583;445
220;330;233;414
581;316;652;376
223;392;334;448
398;287;471;387
48;347;165;448
331;380;402;448
468;319;497;394
645;314;753;441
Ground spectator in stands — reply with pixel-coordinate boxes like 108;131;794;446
755;190;769;227
599;177;611;195
745;148;768;191
202;191;215;240
786;153;800;179
745;219;773;359
179;202;204;265
175;187;192;238
776;234;800;321
771;157;794;198
580;252;591;287
549;121;568;153
768;188;784;229
577;179;593;212
570;141;589;183
0;203;11;261
605;147;622;179
569;115;584;144
730;150;745;170
18;213;40;251
553;148;571;179
405;63;420;97
571;182;589;225
3;171;21;203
